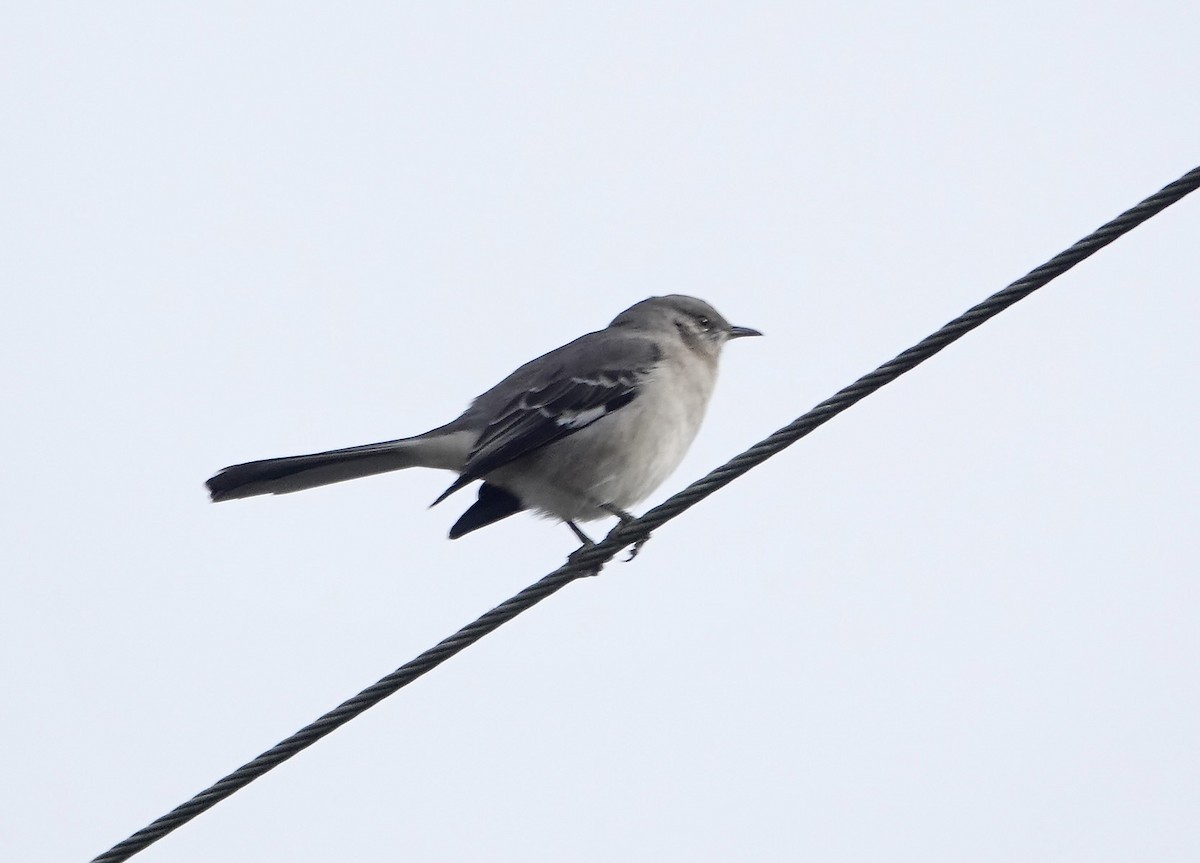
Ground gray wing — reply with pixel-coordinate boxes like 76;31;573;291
433;331;661;504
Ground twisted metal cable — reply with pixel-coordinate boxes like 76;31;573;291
92;164;1200;863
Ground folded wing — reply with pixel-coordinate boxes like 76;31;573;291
433;334;660;504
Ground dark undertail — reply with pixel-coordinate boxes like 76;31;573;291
449;483;525;539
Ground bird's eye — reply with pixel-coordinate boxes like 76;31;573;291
696;316;712;330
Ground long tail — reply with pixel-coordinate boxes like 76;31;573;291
206;425;472;502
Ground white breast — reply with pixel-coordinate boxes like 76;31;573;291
490;354;719;522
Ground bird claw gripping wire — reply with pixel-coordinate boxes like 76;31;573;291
565;536;602;577
566;509;650;570
601;505;650;562
623;534;649;562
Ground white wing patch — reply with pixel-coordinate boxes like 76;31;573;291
548;404;610;428
570;374;619;387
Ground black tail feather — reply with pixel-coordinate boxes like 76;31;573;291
449;483;525;539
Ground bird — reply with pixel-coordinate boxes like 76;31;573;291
206;295;761;547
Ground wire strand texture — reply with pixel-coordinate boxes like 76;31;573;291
92;164;1200;863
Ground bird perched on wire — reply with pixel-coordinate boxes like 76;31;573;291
206;295;761;548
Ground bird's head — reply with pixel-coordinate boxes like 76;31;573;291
610;294;762;361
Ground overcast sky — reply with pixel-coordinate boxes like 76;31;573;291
4;4;1198;862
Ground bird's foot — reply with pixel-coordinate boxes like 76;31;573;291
566;521;601;576
624;536;651;562
601;505;651;562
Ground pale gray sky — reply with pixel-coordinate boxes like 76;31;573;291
4;4;1198;862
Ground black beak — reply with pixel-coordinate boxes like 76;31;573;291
728;325;764;339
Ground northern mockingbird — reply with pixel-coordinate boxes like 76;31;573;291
206;295;761;546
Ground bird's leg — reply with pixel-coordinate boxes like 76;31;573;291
567;520;595;545
601;504;649;562
565;521;601;576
